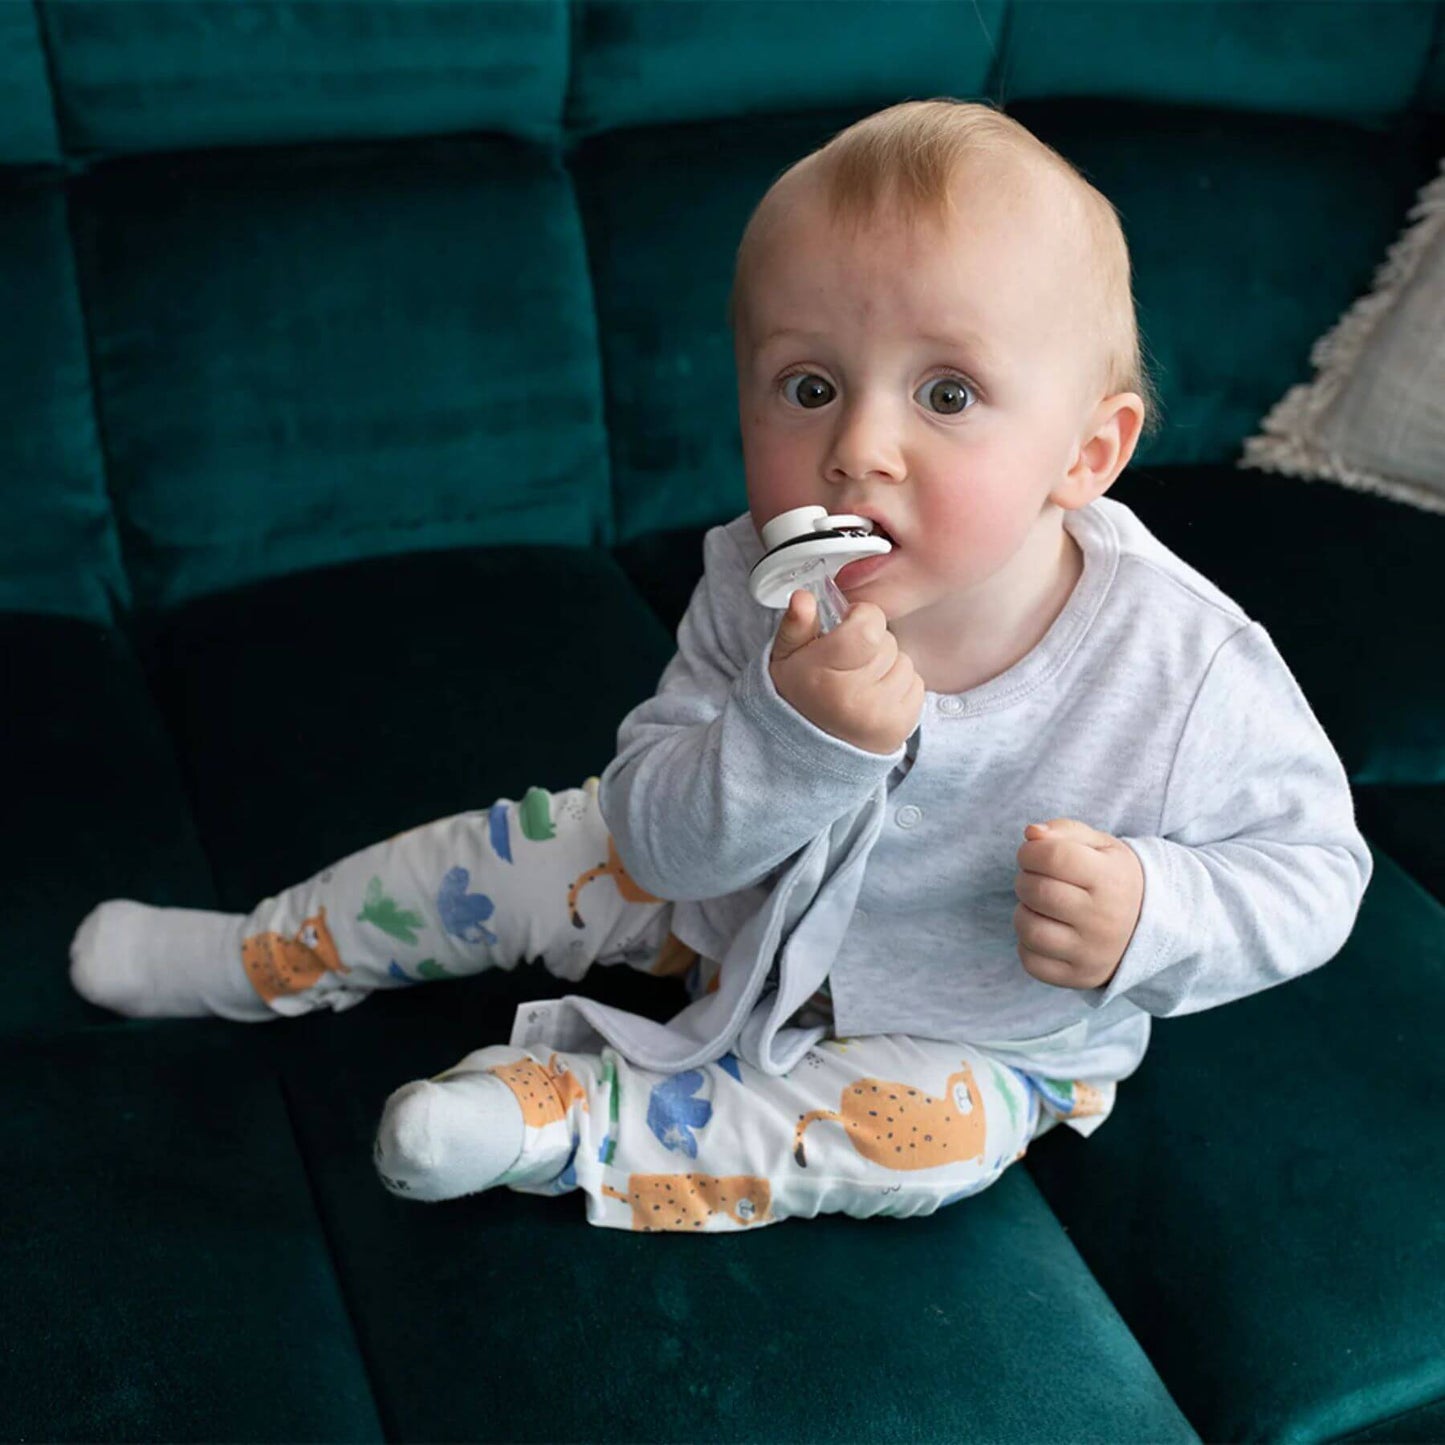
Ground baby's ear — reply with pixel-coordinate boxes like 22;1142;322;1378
1051;392;1143;511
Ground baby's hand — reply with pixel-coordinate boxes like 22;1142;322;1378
1013;819;1144;990
768;588;926;756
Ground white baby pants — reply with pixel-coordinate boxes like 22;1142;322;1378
234;779;1113;1233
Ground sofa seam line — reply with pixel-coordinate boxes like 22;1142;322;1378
37;38;230;902
1324;1385;1445;1444
274;1073;397;1443
125;506;609;551
27;0;66;161
32;4;138;628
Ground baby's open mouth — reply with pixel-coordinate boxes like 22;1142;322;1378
839;520;898;547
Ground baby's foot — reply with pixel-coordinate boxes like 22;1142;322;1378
69;900;275;1022
374;1066;563;1203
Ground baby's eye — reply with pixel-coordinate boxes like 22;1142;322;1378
780;372;835;409
916;376;975;416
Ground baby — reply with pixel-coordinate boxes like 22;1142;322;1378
69;99;1373;1235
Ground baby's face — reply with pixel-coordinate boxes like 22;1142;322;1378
735;167;1106;639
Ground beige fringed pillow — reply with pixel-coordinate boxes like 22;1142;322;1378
1240;158;1445;515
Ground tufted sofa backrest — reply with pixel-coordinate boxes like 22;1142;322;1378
4;0;1442;626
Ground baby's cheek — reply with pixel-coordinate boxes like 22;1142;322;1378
922;486;1019;565
743;441;813;524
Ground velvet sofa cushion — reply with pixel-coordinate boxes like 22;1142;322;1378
128;542;681;909
1353;783;1445;904
0;1022;384;1442
228;970;1199;1444
568;0;993;133
0;172;124;625
998;0;1436;115
70;135;612;616
40;0;569;155
0;613;218;1039
1026;845;1445;1442
0;0;58;163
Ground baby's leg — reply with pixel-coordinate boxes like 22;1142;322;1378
372;1034;1062;1232
564;1034;1052;1233
70;778;677;1022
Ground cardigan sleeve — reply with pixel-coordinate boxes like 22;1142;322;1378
598;520;904;903
1083;620;1374;1017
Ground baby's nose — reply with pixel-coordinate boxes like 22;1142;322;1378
823;396;906;483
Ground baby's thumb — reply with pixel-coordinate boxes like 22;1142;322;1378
773;589;819;661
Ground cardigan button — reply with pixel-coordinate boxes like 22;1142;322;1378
937;695;965;715
896;805;922;828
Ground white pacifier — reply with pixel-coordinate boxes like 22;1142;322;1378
748;506;893;634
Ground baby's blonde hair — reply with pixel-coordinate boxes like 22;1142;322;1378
727;98;1164;445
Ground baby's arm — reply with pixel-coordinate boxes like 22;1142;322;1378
599;520;905;902
1076;620;1374;1017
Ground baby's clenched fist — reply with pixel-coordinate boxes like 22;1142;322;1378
1012;818;1145;990
768;589;926;756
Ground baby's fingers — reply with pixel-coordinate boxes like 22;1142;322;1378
772;590;821;664
823;603;894;674
879;648;923;707
1014;869;1091;925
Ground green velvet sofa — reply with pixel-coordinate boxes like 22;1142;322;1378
5;3;1444;1441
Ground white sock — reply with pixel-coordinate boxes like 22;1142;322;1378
69;900;275;1022
373;1070;541;1203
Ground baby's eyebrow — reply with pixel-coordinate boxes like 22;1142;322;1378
751;327;823;354
917;329;1003;373
752;326;1002;371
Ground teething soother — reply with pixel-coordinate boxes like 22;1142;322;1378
748;506;893;634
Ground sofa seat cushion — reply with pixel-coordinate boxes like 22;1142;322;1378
1353;783;1445;905
131;542;677;911
0;1022;383;1442
0;613;218;1037
1025;845;1445;1442
229;970;1200;1444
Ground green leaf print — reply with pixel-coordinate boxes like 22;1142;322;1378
600;1055;619;1165
357;876;426;945
519;786;557;842
990;1061;1020;1133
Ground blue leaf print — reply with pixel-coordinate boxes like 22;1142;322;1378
436;865;499;945
646;1069;714;1158
489;802;513;863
